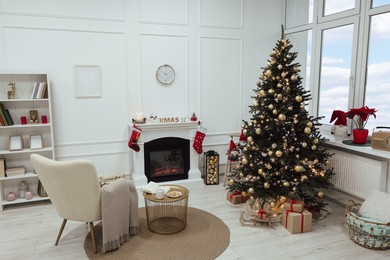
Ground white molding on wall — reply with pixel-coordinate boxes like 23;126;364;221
199;0;244;29
55;139;128;158
2;25;126;35
199;35;244;134
138;0;188;26
139;33;189;117
0;0;126;22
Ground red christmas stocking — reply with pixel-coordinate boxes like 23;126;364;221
128;125;142;152
193;125;206;154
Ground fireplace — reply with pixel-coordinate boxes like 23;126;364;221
144;137;189;182
129;121;202;188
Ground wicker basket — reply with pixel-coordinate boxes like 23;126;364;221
346;201;390;250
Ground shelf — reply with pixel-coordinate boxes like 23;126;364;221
0;98;48;102
0;73;54;211
2;195;49;206
0;123;51;129
0;172;37;181
0;147;53;155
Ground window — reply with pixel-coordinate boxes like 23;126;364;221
365;12;390;131
372;0;390;8
324;0;356;16
288;30;312;91
285;0;314;28
284;0;390;134
318;24;355;124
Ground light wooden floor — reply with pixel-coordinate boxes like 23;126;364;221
1;183;389;260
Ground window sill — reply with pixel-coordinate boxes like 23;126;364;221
321;132;390;160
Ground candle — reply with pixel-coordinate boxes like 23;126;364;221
21;116;27;125
135;112;143;122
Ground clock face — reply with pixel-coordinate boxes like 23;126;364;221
156;64;175;85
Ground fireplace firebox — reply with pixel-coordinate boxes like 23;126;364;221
144;137;190;183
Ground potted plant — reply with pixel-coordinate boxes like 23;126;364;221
345;106;377;144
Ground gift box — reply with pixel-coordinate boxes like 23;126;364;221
283;199;304;213
256;209;268;220
227;191;249;204
282;209;312;234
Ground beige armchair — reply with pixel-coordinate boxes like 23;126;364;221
30;154;102;253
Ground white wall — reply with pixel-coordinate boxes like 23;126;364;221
0;0;283;176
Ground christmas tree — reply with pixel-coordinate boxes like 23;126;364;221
229;36;334;212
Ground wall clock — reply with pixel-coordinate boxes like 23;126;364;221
156;64;175;85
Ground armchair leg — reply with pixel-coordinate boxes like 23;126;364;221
89;222;97;253
55;219;67;245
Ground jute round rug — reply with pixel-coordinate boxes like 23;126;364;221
84;207;230;260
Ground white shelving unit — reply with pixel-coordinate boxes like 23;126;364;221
0;73;55;211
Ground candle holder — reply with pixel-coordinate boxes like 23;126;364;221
132;118;146;124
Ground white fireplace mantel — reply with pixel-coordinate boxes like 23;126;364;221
128;121;203;189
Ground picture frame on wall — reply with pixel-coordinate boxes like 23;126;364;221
9;136;23;151
30;134;43;150
74;65;102;98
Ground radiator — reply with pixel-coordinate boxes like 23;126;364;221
327;148;388;199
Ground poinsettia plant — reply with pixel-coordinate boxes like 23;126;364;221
345;106;377;130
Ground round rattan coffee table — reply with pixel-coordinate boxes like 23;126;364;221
143;184;189;234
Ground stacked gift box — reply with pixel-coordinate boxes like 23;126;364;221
281;199;312;234
227;191;249;204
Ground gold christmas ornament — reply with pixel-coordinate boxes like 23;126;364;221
267;151;273;156
317;191;324;198
277;83;282;88
229;179;234;185
264;182;270;189
311;145;317;150
268;104;274;110
259;90;266;97
307;122;313;128
313;138;319;144
302;142;307;147
268;88;275;94
265;70;272;77
258;168;263;175
255;128;261;135
273;109;278;115
243;129;247;134
247;136;253;143
283;181;290;187
279;196;287;203
294;166;301;172
275;150;282;157
304;127;311;134
295;95;302;102
269;201;276;208
300;103;305;109
291;75;298;81
242;158;248;164
248;187;254;193
301;175;308;181
241;191;248;197
278;114;286;121
278;64;283;70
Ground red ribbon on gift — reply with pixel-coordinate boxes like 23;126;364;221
285;210;305;233
288;199;303;212
257;209;267;220
230;191;242;202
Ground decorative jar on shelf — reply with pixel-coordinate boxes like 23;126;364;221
18;181;28;198
353;129;369;144
6;192;17;201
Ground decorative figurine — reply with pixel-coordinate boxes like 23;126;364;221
190;112;197;121
7;82;16;99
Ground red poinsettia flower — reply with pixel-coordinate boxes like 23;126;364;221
345;106;377;129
